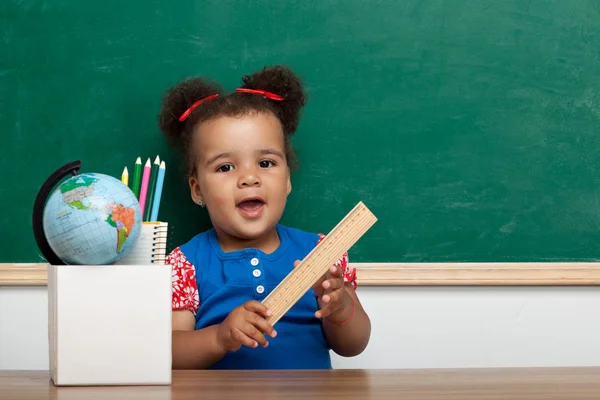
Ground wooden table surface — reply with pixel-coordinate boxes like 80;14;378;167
2;368;600;399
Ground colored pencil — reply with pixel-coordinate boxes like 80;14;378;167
138;158;151;217
144;155;160;221
121;167;129;186
132;157;142;198
150;161;166;222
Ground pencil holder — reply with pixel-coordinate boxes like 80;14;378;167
47;264;172;386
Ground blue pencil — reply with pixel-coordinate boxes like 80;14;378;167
150;161;166;222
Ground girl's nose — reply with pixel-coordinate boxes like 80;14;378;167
237;167;261;188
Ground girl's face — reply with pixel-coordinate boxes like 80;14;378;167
189;112;291;252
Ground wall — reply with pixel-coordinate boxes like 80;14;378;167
2;286;599;370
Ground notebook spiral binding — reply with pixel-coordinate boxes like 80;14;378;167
150;223;173;264
114;221;172;266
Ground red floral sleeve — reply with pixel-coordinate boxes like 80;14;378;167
317;233;357;289
166;247;200;315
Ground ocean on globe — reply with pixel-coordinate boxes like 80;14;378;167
42;172;142;265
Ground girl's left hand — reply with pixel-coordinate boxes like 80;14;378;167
293;260;349;319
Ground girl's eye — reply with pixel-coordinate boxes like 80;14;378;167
259;160;275;168
217;164;234;173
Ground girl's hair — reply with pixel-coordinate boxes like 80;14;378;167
158;65;307;177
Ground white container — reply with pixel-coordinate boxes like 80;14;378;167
47;264;172;386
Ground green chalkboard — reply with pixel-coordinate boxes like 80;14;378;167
3;0;600;263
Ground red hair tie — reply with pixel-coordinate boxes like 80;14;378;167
235;88;284;101
178;94;220;122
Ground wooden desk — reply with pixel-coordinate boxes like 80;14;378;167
2;368;600;399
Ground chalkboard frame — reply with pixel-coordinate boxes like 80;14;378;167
2;263;600;286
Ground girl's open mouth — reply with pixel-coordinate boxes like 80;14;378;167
236;198;265;219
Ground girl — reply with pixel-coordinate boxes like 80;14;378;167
158;65;371;370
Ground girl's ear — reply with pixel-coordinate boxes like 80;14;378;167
189;176;203;205
286;170;292;195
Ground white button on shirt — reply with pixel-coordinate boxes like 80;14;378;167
256;285;265;294
253;269;261;277
250;258;259;266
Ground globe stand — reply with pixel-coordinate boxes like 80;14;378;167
32;160;82;266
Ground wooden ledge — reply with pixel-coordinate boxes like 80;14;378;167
353;262;600;285
0;264;48;286
2;262;600;286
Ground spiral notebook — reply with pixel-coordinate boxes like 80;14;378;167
115;221;170;265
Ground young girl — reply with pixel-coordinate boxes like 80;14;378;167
158;65;371;370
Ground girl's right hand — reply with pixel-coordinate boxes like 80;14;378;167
216;300;277;352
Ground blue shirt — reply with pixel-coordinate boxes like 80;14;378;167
178;224;332;370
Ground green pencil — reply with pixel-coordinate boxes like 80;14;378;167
132;157;142;198
144;155;160;221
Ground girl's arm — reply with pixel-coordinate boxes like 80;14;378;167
172;310;226;369
172;301;277;369
321;284;371;357
308;236;372;357
168;249;227;369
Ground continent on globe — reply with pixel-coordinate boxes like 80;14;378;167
61;175;98;210
105;204;136;253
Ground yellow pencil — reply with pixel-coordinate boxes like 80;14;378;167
121;166;129;186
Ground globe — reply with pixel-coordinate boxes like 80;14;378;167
35;162;142;265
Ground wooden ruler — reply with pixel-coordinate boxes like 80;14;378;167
262;201;377;326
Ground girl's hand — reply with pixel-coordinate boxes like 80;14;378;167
216;300;277;352
294;260;349;320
